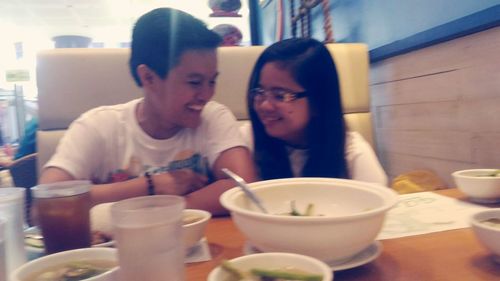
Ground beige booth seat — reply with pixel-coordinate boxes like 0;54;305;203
36;44;372;173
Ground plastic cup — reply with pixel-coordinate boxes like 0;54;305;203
111;195;186;281
32;181;92;254
0;188;26;277
0;218;7;281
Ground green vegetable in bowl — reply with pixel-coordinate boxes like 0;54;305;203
477;170;500;177
26;260;115;281
220;260;323;281
283;201;318;216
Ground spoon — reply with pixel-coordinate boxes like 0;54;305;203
222;168;268;214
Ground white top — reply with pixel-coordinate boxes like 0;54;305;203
239;122;388;186
45;99;247;183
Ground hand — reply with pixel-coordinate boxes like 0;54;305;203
153;169;208;196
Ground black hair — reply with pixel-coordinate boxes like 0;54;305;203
247;38;348;180
129;8;222;86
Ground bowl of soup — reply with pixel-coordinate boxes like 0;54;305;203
220;178;398;262
11;247;118;281
182;209;211;250
452;169;500;203
207;252;333;281
471;208;500;262
90;202;210;252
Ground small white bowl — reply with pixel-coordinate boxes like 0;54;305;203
24;226;115;260
11;247;118;281
452;169;500;203
182;209;211;250
207;252;333;281
471;209;500;262
91;203;211;251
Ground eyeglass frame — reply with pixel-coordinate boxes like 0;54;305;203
249;87;308;105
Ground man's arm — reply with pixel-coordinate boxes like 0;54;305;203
40;166;209;206
40;167;151;205
184;146;257;216
41;150;254;214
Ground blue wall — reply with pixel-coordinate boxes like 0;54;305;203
261;0;500;61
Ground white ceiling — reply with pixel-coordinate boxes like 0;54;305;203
0;0;249;44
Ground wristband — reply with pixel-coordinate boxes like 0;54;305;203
145;171;155;195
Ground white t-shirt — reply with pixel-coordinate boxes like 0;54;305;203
240;122;388;186
45;99;247;184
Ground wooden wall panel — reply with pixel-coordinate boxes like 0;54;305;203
375;129;473;162
370;27;500;187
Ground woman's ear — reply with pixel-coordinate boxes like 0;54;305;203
136;64;157;89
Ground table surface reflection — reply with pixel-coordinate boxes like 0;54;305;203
186;189;500;280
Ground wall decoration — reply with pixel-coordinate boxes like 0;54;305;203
208;0;242;17
212;24;243;46
289;0;334;43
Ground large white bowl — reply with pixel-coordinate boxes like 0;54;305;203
452;169;500;203
220;178;398;262
471;209;500;262
11;247;118;281
207;252;333;281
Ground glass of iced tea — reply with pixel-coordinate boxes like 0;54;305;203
32;180;92;254
111;195;186;281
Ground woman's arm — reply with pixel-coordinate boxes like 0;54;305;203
184;146;257;216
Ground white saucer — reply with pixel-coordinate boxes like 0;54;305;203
468;197;500;204
24;226;115;260
243;241;382;271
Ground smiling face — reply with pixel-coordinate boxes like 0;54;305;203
254;62;311;147
139;49;218;138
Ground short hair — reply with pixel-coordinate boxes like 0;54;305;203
129;8;222;86
247;38;348;179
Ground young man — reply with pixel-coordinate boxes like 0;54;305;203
39;8;256;215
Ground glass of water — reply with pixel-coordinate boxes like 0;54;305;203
111;195;186;281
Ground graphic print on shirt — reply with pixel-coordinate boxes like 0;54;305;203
106;150;210;183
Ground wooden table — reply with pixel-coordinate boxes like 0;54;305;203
186;189;500;281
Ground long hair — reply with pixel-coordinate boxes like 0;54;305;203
247;38;348;180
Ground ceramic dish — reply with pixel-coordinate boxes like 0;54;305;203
208;252;333;281
244;240;382;271
221;177;397;262
25;226;114;260
11;247;118;281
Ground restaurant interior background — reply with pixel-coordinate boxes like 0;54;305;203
0;0;499;187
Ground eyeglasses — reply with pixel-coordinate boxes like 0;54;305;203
250;87;307;105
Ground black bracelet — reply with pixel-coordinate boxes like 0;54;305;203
145;171;155;195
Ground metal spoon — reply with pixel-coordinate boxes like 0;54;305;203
222;168;268;214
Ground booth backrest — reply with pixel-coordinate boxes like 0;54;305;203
36;44;372;172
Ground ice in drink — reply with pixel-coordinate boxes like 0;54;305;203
114;221;184;281
111;195;185;281
0;188;26;278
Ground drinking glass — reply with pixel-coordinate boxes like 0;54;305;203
0;188;26;277
32;180;92;254
0;218;7;281
111;195;186;281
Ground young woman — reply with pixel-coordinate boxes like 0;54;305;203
247;38;387;185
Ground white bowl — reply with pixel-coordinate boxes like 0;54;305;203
11;248;118;281
91;202;210;251
25;226;115;261
207;252;333;281
182;209;211;250
471;209;500;261
452;169;500;203
220;178;398;262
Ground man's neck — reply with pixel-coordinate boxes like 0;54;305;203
135;100;181;139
